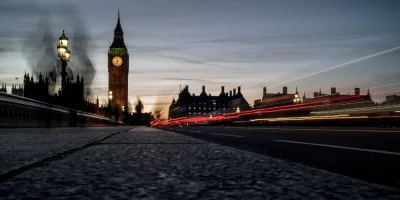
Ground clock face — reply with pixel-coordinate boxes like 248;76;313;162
112;56;123;66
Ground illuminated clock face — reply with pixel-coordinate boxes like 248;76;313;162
112;56;123;66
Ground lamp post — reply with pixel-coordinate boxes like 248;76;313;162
293;95;300;103
236;107;240;113
57;30;70;95
293;87;300;104
108;91;113;106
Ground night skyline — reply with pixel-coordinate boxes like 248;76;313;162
0;0;399;115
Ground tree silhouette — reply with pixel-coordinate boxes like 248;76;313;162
134;98;144;124
135;99;143;114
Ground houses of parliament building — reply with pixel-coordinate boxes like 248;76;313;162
0;11;130;116
168;85;251;119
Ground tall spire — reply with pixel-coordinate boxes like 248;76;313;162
110;9;126;50
114;9;123;33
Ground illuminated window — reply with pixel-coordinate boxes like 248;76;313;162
189;107;191;110
189;112;191;115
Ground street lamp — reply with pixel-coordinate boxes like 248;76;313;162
122;105;125;112
293;87;300;103
293;96;300;103
108;91;113;103
57;30;70;94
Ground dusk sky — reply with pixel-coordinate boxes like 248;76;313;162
0;0;399;116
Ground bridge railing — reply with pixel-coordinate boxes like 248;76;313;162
0;92;121;127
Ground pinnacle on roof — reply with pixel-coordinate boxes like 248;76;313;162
59;30;68;40
114;9;123;33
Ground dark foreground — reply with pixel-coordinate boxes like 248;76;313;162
164;126;400;189
0;127;399;199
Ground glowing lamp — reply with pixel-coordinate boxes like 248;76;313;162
108;91;113;100
57;44;66;58
64;49;70;62
59;30;69;48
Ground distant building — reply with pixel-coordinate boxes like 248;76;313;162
254;86;299;108
131;112;153;126
168;85;251;119
0;84;7;93
303;87;374;110
18;71;98;113
23;72;50;102
381;94;400;105
11;84;24;96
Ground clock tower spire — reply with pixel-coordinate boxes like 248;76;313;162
108;10;129;114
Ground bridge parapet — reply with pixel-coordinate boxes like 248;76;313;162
0;92;120;127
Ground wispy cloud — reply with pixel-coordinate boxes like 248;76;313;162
161;55;242;70
0;47;8;53
130;69;194;74
158;77;232;85
159;77;209;83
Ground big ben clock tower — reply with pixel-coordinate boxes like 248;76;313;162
108;10;129;112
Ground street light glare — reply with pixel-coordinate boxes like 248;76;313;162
64;49;70;62
57;44;66;58
60;39;68;47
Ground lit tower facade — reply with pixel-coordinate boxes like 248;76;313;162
108;10;129;111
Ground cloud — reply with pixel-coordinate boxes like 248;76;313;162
158;77;232;85
161;55;242;70
159;77;208;82
131;45;177;53
0;47;8;53
129;68;194;74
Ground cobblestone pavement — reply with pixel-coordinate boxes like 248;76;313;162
0;127;399;199
0;127;133;174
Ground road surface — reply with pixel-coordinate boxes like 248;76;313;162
0;126;399;199
164;126;400;188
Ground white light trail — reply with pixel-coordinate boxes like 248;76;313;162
274;140;400;156
268;46;400;88
364;82;400;90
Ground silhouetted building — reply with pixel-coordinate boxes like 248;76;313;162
108;10;129;112
11;84;24;96
60;74;85;110
131;112;153;126
0;84;7;93
303;87;374;110
20;71;98;113
331;87;337;95
381;94;400;105
23;72;50;102
169;85;250;119
254;86;299;108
